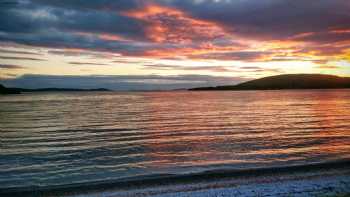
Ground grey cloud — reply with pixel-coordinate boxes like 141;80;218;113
142;64;235;72
0;0;146;38
0;55;46;61
68;62;108;66
30;0;146;12
0;49;41;55
190;51;272;61
0;29;155;56
0;64;25;69
112;59;152;64
292;31;350;44
239;66;282;73
240;66;262;70
1;0;349;60
143;64;282;73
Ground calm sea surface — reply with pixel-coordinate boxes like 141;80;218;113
1;90;350;189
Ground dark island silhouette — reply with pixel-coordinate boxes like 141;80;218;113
0;84;21;94
0;84;110;94
190;74;350;91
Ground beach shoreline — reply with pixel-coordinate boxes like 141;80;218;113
2;159;350;197
70;164;350;197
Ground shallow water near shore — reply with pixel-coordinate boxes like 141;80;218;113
1;90;350;190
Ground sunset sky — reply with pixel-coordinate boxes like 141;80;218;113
0;0;350;90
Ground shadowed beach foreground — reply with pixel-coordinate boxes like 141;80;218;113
1;160;350;197
105;166;349;197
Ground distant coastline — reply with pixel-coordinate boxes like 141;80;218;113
2;74;350;94
0;84;110;94
190;74;350;91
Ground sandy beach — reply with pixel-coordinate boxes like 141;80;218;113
67;165;350;197
1;160;349;197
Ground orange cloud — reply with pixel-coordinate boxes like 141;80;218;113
98;33;127;41
50;6;350;69
122;3;228;44
330;29;350;34
289;32;316;39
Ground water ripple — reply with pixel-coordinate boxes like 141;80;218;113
1;90;350;189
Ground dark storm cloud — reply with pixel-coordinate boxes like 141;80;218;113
0;74;248;90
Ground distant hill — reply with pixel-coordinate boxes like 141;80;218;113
0;84;110;94
190;74;350;91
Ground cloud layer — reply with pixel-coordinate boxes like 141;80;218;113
0;0;349;88
1;0;349;58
